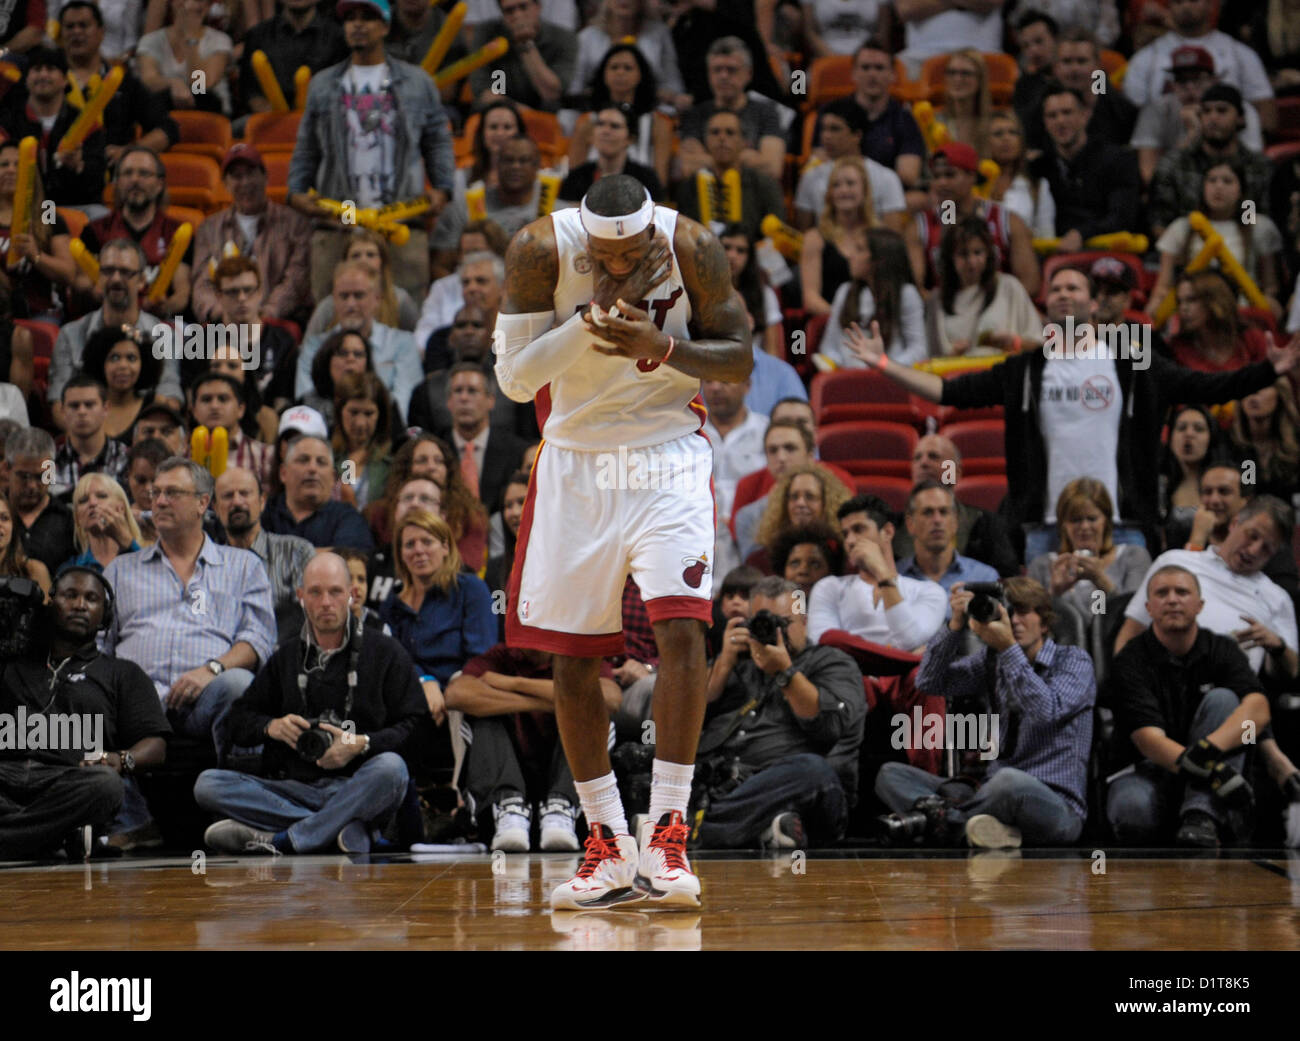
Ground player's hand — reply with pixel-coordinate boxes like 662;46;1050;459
587;299;671;362
591;232;672;312
843;320;885;366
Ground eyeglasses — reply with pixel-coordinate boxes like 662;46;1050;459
220;285;259;298
151;487;200;501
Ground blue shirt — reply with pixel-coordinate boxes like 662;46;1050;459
69;542;141;573
745;343;807;417
102;535;277;700
898;552;999;616
261;493;374;550
379;574;496;686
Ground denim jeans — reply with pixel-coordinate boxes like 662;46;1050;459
193;752;409;853
696;753;847;848
167;668;255;763
876;762;1084;844
0;759;123;859
1106;687;1250;843
1024;523;1147;562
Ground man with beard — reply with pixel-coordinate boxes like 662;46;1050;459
215;467;315;646
408;305;530;439
191;146;313;325
1108;564;1272;848
0;46;107;212
261;435;374;550
50;238;182;430
1149;83;1274;238
78;147;194;318
0;566;168;860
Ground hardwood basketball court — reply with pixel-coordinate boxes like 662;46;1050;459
2;848;1297;951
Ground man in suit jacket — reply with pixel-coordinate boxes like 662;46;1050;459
448;362;527;512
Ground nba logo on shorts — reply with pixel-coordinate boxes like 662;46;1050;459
521;600;531;620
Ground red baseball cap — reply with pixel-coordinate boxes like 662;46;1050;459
221;143;265;175
1170;45;1215;77
931;142;979;174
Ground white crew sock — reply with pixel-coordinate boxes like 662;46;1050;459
648;758;695;823
574;772;628;836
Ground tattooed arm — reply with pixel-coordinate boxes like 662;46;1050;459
501;216;560;315
587;216;752;383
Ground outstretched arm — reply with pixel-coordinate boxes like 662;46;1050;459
586;217;752;383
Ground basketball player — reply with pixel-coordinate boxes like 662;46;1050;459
493;175;751;910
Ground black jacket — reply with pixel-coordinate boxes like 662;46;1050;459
228;624;426;782
940;349;1279;540
1029;135;1141;239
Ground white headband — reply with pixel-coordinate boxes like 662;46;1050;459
579;189;655;240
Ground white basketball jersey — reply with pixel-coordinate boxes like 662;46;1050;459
544;206;703;451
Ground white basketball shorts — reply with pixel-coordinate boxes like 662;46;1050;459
506;429;716;656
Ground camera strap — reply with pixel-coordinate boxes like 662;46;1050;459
298;614;364;722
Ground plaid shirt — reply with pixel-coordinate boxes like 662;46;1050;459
53;435;130;499
620;576;659;666
917;628;1096;818
229;431;274;492
1150;144;1274;232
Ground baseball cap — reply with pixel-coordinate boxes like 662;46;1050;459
221;143;265;176
1200;83;1244;113
137;402;186;433
1169;45;1214;77
1090;256;1135;291
337;0;390;22
278;405;329;441
931;142;979;174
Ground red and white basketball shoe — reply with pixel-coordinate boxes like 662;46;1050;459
634;811;702;908
549;824;641;910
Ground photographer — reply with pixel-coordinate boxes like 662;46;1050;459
875;578;1096;849
1108;565;1272;848
195;554;426;855
696;577;865;849
0;566;167;860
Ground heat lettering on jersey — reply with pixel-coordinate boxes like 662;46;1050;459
573;287;686;373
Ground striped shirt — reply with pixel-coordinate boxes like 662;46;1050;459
248;528;316;645
917;629;1096;818
101;535;276;700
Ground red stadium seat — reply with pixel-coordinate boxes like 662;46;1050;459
958;457;1006;477
263;316;301;344
805;55;854;111
954;474;1007;512
810;368;926;429
245;111;303;154
936;403;1003;426
1042;251;1144;305
169;110;232;165
940;419;1005;462
852;475;912;512
817;421;918;468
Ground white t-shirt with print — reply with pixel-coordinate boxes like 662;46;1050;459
1038;356;1123;523
343;63;397;210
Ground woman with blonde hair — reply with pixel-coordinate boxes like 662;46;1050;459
307;228;419;335
746;463;853;570
69;472;143;572
1027;477;1150;621
934;50;994;158
801;157;876;316
379;510;496;726
1231;378;1300;501
0;488;49;594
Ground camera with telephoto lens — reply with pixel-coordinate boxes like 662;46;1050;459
963;582;1007;625
747;609;790;646
297;710;346;761
0;576;48;658
878;795;954;845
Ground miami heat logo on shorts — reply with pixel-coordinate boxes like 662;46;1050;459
680;554;710;589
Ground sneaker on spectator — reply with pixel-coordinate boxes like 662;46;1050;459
1176;810;1220;849
105;820;164;852
204;819;281;856
550;825;641;910
337;821;371;854
964;814;1023;850
539;797;580;852
635;811;702;908
63;825;93;861
759;812;805;850
491;796;532;852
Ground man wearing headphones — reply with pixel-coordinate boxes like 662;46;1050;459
195;553;427;854
0;566;169;860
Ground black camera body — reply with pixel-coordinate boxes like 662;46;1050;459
747;609;790;646
0;576;48;658
964;582;1006;625
297;710;346;761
